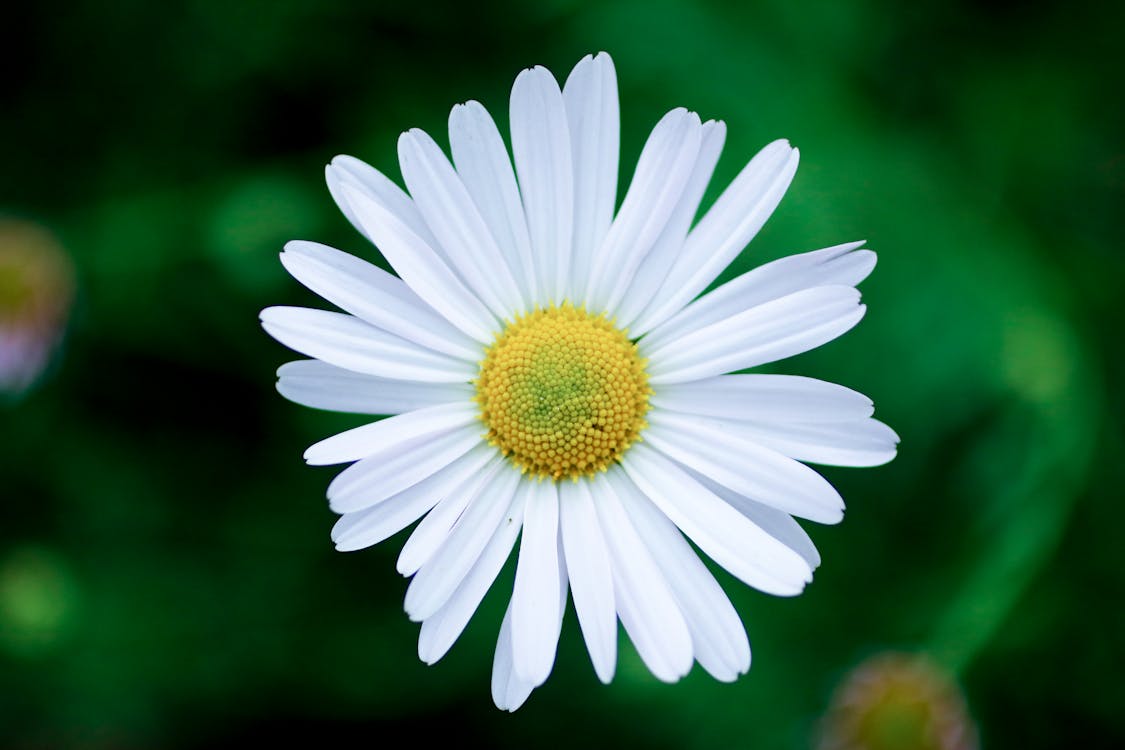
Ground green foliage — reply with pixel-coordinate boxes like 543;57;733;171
2;0;1122;747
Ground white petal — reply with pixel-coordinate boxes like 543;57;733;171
280;240;480;361
632;140;800;335
644;286;866;385
448;100;537;305
559;479;617;683
613;473;751;681
261;307;476;384
593;472;693;682
326;424;482;513
620;443;813;595
276;360;474;416
584;108;702;314
303;401;479;466
398;128;525;318
330;443;496;552
492;532;569;711
510;65;573;305
642;242;874;352
417;487;526;664
325;155;438;249
686;469;821;570
510;480;561;684
614;120;726;331
396;452;503;576
404;463;522;621
650;373;874;424
644;410;845;523
336;180;498;342
563;52;619;302
491;605;536;712
705;416;900;468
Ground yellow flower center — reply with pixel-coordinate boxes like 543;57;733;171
475;304;651;480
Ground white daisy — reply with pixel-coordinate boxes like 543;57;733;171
261;52;897;711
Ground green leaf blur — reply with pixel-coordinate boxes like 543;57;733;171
2;0;1122;747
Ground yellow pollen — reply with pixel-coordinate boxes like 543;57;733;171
475;304;652;480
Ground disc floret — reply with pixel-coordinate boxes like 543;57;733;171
475;304;651;480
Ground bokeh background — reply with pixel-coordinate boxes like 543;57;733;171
3;0;1123;747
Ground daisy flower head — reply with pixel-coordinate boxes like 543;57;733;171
262;52;898;711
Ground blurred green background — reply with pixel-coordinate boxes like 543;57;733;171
3;0;1123;747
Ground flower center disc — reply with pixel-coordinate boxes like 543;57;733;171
476;304;651;480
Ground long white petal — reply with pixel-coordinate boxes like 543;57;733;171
329;443;496;552
644;286;866;385
491;605;536;712
492;530;569;711
645;410;845;523
621;443;813;595
276;359;474;416
585;108;702;314
396;453;503;576
404;463;522;621
559;479;617;683
417;487;526;664
336;181;498;342
280;240;480;361
326;425;482;513
510;65;573;305
642;242;874;352
613;473;751;681
303;401;479;466
650;373;874;424
703;416;900;468
614;120;726;331
510;480;561;684
594;472;693;682
261;307;476;384
632;139;800;335
685;469;821;570
449;100;537;306
399;128;525;318
563;52;619;302
325;155;438;249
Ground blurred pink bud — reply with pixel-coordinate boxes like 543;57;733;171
0;218;75;395
817;652;979;750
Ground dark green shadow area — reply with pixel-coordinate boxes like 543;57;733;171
2;0;1122;747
